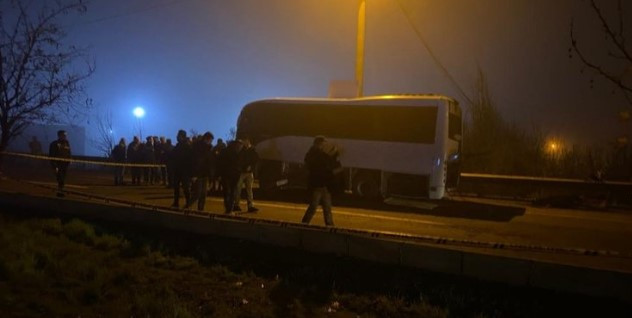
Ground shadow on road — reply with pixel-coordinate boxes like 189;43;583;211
254;189;525;222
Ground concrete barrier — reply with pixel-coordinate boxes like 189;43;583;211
400;243;463;275
462;252;532;285
347;235;401;264
530;262;632;302
299;228;349;256
1;191;631;303
256;225;302;247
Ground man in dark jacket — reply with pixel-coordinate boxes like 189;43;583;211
187;132;214;211
111;138;127;185
234;138;259;212
301;136;336;226
127;136;142;185
217;139;243;214
49;130;71;197
171;130;193;208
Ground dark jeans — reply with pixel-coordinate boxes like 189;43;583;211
54;163;69;192
160;166;167;185
188;177;209;210
302;187;334;226
222;175;239;213
114;166;125;185
172;172;191;207
131;166;142;185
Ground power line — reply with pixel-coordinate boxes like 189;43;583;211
394;0;474;106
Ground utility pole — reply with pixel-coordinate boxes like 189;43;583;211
355;0;366;97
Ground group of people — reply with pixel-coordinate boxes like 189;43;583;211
110;130;259;215
48;129;340;226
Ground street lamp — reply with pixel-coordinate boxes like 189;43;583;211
133;106;145;119
133;106;145;139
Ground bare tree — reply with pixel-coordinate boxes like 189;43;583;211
570;0;632;104
0;0;93;167
226;127;236;142
92;109;114;157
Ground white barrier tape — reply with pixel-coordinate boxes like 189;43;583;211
1;151;166;168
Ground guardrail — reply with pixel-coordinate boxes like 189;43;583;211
459;172;632;207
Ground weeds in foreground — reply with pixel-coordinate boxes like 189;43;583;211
0;212;629;317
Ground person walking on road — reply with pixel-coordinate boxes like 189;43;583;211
187;132;215;211
301;136;336;226
171;130;193;208
234;138;259;212
49;130;71;197
111;138;127;185
217;139;243;214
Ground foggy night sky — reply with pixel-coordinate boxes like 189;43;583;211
59;0;630;155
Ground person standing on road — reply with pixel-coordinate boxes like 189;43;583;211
217;139;243;214
127;136;142;185
111;138;127;186
234;138;259;213
301;136;336;226
211;138;226;192
171;130;193;208
49;130;71;197
164;138;174;188
142;136;156;185
187;132;215;211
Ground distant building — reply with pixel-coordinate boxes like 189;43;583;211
6;124;86;156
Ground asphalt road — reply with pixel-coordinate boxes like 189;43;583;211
2;162;632;273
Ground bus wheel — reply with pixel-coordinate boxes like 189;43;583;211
353;173;380;199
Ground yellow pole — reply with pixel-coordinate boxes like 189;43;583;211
355;0;366;97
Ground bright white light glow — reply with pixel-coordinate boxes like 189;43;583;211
133;107;145;118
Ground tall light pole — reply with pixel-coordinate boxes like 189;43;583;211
133;106;145;140
355;0;366;97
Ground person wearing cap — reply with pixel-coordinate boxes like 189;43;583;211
49;130;71;197
301;136;336;226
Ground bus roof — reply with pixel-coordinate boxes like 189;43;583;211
246;94;458;106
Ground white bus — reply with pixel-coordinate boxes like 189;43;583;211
236;94;462;199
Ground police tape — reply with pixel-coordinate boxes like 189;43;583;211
1;151;166;168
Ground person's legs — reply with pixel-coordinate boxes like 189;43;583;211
197;177;208;210
302;187;323;224
322;188;334;226
244;172;256;210
182;176;191;207
58;164;68;190
233;173;246;209
172;173;181;207
161;166;167;185
222;177;235;213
